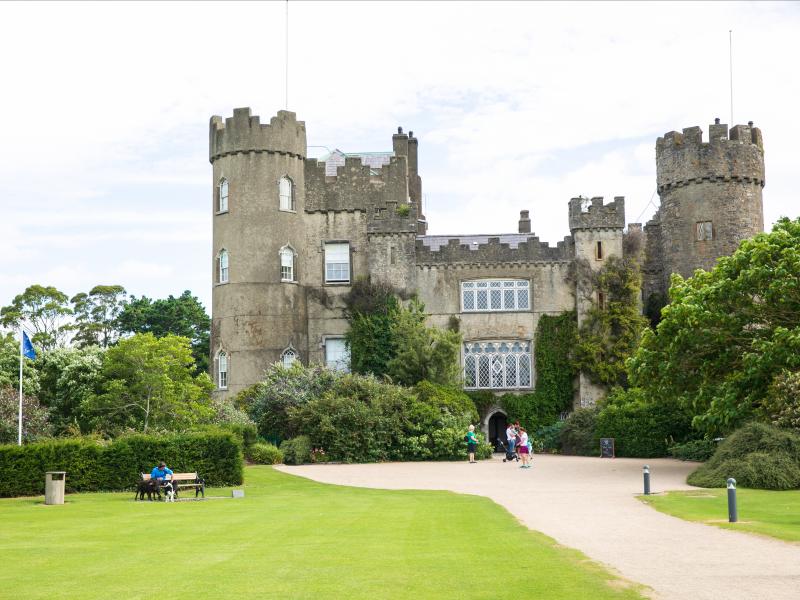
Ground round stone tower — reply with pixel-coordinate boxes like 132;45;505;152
209;108;308;397
655;119;765;283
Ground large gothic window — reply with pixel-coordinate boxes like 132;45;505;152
463;341;532;390
461;280;529;312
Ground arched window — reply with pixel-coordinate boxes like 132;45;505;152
281;347;298;368
218;249;229;284
217;351;228;389
279;176;294;211
218;178;229;213
279;245;295;282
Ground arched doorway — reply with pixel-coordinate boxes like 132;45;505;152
487;411;508;452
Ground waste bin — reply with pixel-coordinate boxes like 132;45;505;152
45;472;66;505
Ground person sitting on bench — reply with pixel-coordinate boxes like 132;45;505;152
150;461;173;492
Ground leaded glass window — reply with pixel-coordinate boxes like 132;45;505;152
281;348;298;368
461;280;530;312
463;341;532;390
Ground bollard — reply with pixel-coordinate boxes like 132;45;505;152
727;478;737;523
643;465;651;495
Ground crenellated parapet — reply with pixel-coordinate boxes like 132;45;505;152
656;120;765;193
415;235;573;266
568;196;626;231
209;108;307;163
304;153;417;231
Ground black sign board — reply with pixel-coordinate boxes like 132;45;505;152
600;438;615;458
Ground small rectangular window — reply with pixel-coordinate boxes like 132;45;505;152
598;292;606;310
325;338;350;372
696;221;713;241
325;242;350;283
280;249;294;282
596;241;604;260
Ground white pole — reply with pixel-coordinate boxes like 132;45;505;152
18;325;23;446
729;30;733;125
285;0;289;110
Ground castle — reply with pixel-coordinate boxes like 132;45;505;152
209;108;765;436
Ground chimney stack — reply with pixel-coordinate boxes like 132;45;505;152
518;210;531;233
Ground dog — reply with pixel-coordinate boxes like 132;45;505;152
164;482;175;503
135;477;159;501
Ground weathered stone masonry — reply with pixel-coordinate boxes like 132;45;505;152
209;108;765;413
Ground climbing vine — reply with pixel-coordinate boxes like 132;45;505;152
534;311;577;414
343;278;399;377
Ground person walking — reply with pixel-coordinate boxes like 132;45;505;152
518;428;531;468
466;425;478;463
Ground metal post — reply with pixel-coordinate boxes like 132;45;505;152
727;478;737;523
643;465;651;495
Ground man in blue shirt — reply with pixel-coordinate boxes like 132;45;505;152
150;461;173;492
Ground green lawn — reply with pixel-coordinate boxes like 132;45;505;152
641;489;800;542
0;466;645;599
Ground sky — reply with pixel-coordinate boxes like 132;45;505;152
1;1;799;315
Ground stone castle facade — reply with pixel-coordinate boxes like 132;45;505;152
209;108;765;424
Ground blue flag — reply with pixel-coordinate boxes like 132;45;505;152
22;331;36;360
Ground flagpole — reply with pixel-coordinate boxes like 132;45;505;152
18;325;23;446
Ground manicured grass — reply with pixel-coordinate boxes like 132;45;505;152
0;466;645;599
641;488;800;542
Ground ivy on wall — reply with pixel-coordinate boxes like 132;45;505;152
343;279;399;378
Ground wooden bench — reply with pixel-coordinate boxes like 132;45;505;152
141;472;205;499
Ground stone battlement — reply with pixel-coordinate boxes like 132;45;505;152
656;121;765;192
209;108;307;163
568;196;626;231
415;235;573;266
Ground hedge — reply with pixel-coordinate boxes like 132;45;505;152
0;431;243;497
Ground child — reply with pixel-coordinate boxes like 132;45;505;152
518;428;531;468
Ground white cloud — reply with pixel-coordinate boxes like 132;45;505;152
0;1;798;312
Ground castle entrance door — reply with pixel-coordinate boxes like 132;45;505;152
487;411;508;452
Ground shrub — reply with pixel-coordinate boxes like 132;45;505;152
668;439;717;462
560;407;599;456
595;388;695;458
535;421;565;453
412;381;478;425
247;442;283;465
0;387;51;444
0;431;244;497
501;392;563;433
281;435;312;465
687;422;800;489
466;390;496;418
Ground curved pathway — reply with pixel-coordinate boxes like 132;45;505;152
279;455;800;600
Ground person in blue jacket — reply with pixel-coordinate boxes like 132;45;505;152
151;461;173;490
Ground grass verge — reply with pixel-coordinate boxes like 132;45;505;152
0;466;645;599
640;488;800;542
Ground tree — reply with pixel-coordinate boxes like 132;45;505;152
117;291;210;373
344;279;399;377
71;285;127;348
0;332;40;396
387;299;462;386
82;333;214;433
0;387;51;444
572;256;647;388
628;217;800;434
0;285;72;350
35;346;104;433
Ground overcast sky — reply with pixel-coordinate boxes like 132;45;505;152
1;1;798;314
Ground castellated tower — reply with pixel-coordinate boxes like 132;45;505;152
209;108;308;397
568;196;626;407
654;119;765;287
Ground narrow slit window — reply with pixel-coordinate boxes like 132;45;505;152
217;352;228;389
596;241;604;260
218;250;229;284
218;178;228;212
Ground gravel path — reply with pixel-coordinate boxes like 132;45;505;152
278;455;800;600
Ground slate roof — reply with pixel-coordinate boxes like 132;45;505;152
317;149;394;176
417;233;540;251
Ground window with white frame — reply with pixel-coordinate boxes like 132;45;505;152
696;221;713;241
281;347;298;368
325;338;350;372
463;341;532;390
279;176;294;211
280;246;295;282
217;351;228;389
324;242;350;283
461;280;530;312
218;249;229;284
218;178;229;212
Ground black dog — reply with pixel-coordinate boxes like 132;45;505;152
134;478;159;501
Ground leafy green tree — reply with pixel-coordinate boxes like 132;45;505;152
70;285;127;348
386;299;462;386
628;217;800;434
82;333;213;433
117;290;210;373
0;285;72;350
572;256;647;388
0;332;40;396
0;387;51;444
35;346;104;433
344;279;399;377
